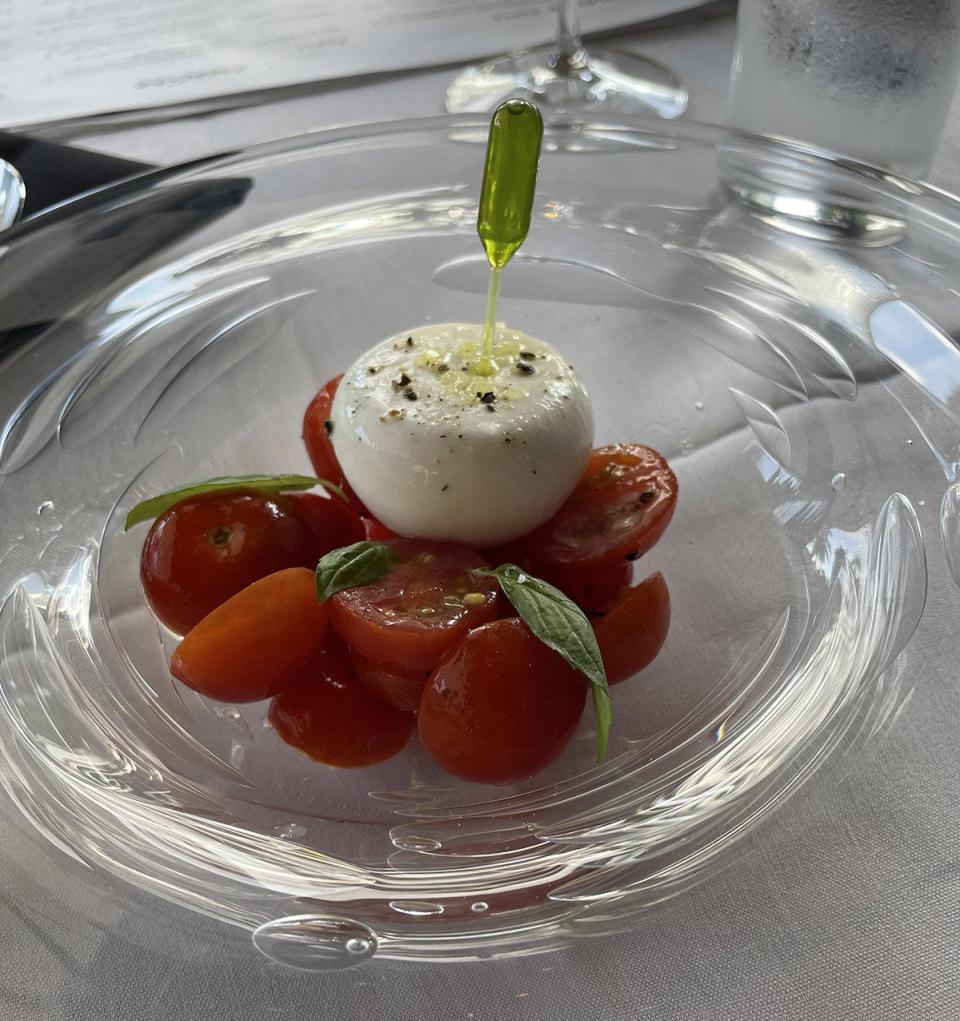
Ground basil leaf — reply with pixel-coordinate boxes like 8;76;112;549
315;541;395;603
124;474;346;530
481;564;611;761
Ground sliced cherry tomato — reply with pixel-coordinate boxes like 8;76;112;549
540;560;632;616
270;632;414;767
481;540;534;572
593;573;670;685
524;444;678;571
496;600;521;621
285;492;365;562
483;540;629;615
171;568;327;702
362;515;399;542
329;539;499;672
302;373;343;484
418;618;587;784
302;374;365;513
349;648;429;712
477;541;528;619
141;489;319;635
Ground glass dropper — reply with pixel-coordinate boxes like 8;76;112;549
475;99;544;377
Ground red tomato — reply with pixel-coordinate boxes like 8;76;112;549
482;539;630;615
349;647;429;712
418;618;587;784
540;560;632;616
593;573;670;684
285;492;365;561
362;516;399;542
141;489;319;635
524;444;678;571
270;632;414;767
329;540;499;672
302;374;365;513
171;568;328;702
481;540;533;572
477;541;528;619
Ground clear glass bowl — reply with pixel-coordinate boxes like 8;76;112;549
0;115;951;970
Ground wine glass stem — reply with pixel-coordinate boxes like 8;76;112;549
555;0;587;72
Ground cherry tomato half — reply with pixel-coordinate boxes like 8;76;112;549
485;530;630;615
171;567;328;702
141;489;320;635
418;618;587;784
540;560;632;617
593;573;670;685
285;492;365;561
481;540;534;573
302;374;365;513
362;515;399;542
269;632;414;767
329;540;499;672
349;647;429;712
524;444;678;571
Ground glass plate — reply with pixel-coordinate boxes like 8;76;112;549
0;115;951;970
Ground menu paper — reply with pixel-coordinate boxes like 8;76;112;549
2;0;699;126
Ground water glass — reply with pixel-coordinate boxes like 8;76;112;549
723;0;960;239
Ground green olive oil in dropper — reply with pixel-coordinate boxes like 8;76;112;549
475;99;544;377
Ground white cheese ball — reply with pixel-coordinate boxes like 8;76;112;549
330;323;593;547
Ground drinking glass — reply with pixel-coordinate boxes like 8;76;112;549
445;0;687;117
723;0;960;240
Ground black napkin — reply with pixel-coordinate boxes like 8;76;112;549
0;131;154;217
0;135;251;358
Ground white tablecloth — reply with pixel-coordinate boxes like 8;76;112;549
2;13;958;1021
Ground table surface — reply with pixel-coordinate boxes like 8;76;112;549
2;14;959;1021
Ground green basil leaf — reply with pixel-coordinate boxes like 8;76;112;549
315;541;396;603
124;474;346;530
480;563;611;761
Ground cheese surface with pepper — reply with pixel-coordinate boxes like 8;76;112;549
330;323;594;546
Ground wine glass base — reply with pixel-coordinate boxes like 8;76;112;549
444;44;688;118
